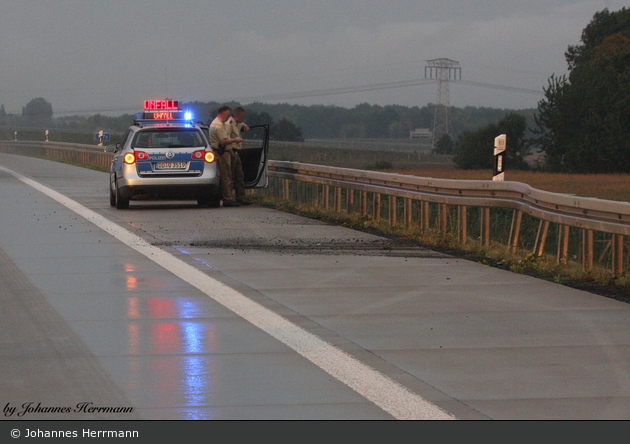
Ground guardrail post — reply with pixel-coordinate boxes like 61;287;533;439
612;234;625;277
283;179;289;200
421;201;429;232
324;185;330;210
480;208;490;247
335;187;342;213
507;209;523;253
582;229;594;271
361;191;367;217
458;205;467;245
390;196;397;227
348;189;354;214
534;220;550;257
374;193;381;221
557;225;570;264
438;204;447;232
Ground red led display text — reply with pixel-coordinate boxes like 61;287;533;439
144;100;179;111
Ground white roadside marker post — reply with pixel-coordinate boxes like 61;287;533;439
493;134;506;181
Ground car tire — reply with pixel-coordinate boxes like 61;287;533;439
207;192;221;208
208;186;222;208
115;179;130;209
109;181;116;207
198;187;221;208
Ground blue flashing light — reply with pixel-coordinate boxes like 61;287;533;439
184;111;193;121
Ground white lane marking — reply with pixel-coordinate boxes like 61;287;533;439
1;166;456;420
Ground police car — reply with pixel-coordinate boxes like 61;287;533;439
106;100;269;209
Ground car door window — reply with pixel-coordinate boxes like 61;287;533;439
240;125;269;188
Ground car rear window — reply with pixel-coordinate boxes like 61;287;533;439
132;130;206;148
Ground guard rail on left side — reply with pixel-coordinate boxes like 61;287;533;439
0;140;112;171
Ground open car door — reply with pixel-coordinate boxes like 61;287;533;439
240;124;269;188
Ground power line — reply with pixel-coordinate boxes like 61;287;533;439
227;79;436;103
453;80;544;96
34;78;544;116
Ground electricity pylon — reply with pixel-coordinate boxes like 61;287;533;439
425;59;461;150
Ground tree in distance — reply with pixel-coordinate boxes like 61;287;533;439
271;117;304;142
22;98;53;126
533;7;630;173
432;134;455;155
453;113;530;170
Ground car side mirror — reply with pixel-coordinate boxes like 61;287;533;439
115;143;121;152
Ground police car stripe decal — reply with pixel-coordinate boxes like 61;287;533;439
0;165;456;421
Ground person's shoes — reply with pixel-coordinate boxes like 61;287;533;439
237;200;253;206
223;200;241;207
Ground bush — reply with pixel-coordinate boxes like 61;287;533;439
365;160;394;170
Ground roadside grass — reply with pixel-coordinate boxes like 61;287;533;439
248;193;630;301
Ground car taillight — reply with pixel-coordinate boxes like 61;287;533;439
192;150;204;160
204;151;216;163
135;151;148;161
124;153;136;164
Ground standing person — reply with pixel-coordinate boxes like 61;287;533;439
209;106;242;207
225;107;251;205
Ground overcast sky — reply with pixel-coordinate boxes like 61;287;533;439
0;0;627;116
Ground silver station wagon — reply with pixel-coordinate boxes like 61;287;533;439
106;104;269;209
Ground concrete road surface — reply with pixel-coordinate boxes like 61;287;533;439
1;152;630;420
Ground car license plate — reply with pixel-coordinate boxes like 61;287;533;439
156;162;187;170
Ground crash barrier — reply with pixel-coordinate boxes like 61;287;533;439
262;161;630;276
2;141;629;276
0;141;111;171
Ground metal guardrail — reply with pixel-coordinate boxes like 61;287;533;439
265;160;630;276
1;141;628;276
0;141;111;171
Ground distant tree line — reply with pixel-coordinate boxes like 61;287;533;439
1;97;536;144
4;9;629;173
205;101;535;141
532;7;630;173
452;7;630;173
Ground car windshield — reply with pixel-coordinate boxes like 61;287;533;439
132;129;206;148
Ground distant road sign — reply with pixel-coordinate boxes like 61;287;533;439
94;133;111;141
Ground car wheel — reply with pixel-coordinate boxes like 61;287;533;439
109;180;116;207
198;187;221;208
115;179;129;209
208;188;221;208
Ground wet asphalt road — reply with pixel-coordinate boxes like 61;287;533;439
2;152;630;420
